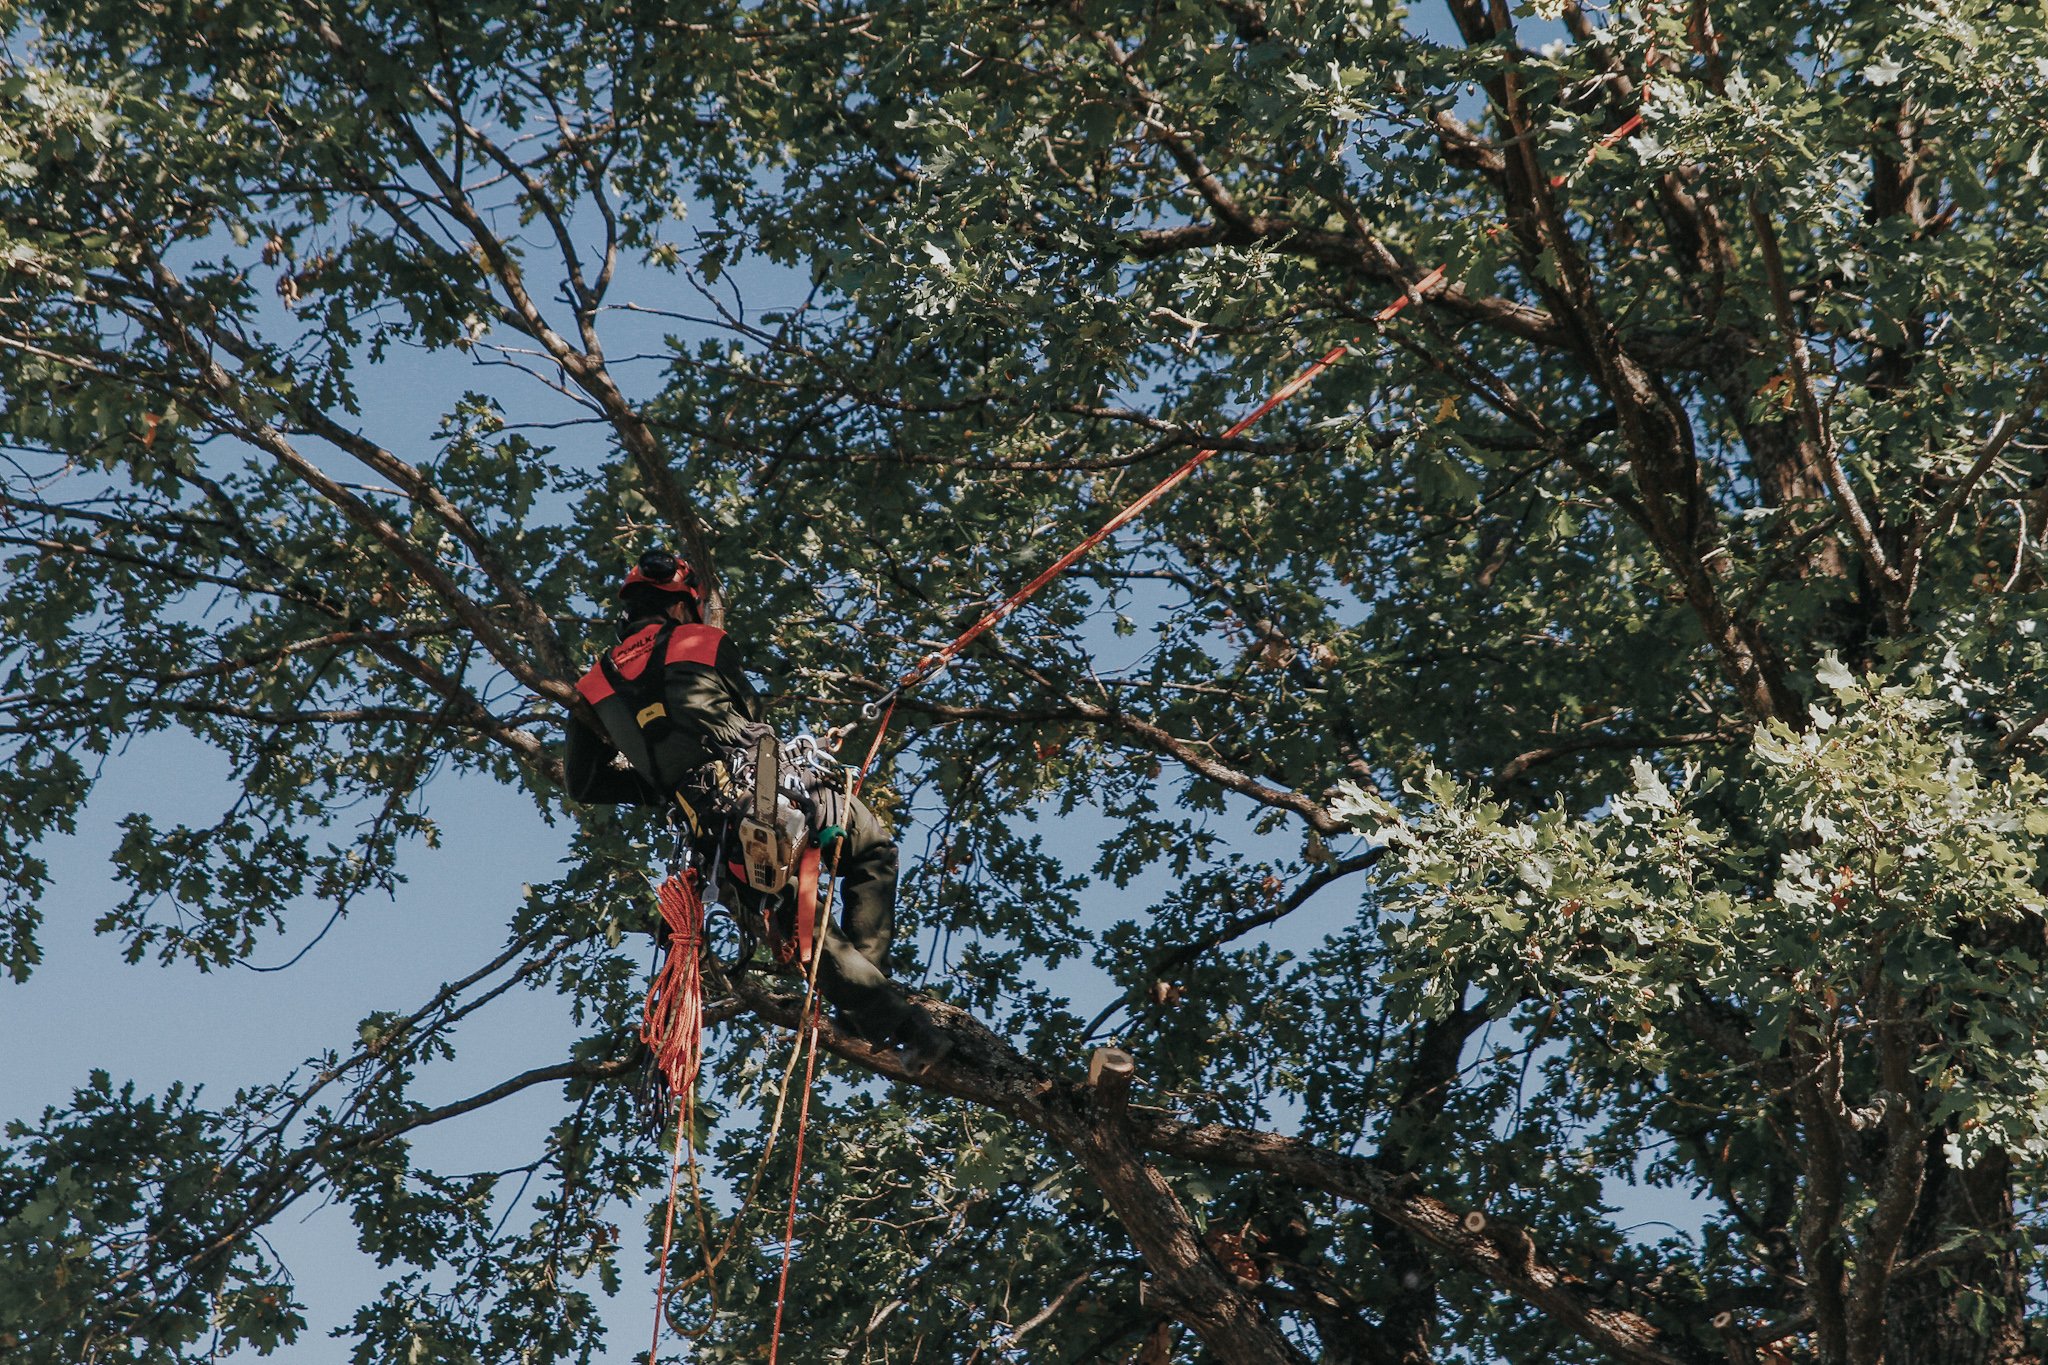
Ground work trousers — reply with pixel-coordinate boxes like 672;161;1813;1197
805;792;919;1043
728;793;926;1047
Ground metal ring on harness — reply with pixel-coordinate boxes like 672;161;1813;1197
704;900;756;971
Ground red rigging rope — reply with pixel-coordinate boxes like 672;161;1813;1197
765;1000;824;1365
844;264;1448;786
870;265;1448;716
1549;112;1643;189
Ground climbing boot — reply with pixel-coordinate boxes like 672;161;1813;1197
891;1016;954;1078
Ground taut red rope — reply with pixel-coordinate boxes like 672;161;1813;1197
874;268;1445;712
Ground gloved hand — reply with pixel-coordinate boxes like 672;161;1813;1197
735;720;779;752
801;763;848;844
727;721;779;808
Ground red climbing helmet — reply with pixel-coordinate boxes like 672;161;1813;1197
621;548;703;604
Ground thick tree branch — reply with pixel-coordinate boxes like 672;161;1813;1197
1126;216;1565;347
1494;727;1740;785
891;692;1349;836
1899;369;2048;600
295;5;724;618
1745;192;1900;618
727;974;1710;1365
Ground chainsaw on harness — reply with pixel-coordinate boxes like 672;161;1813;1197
685;730;850;973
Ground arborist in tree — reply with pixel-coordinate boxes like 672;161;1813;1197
565;548;952;1075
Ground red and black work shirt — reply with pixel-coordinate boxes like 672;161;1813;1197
564;618;765;806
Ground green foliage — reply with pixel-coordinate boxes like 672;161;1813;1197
1356;665;2048;1168
0;1074;305;1360
6;0;2048;1360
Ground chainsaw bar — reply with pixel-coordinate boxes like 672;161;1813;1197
752;731;779;825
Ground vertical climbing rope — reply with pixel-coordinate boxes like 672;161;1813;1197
765;771;857;1364
639;824;848;1361
765;985;824;1365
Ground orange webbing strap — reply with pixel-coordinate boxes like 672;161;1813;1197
853;694;898;792
793;844;822;967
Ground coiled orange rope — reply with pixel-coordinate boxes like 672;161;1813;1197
642;872;709;1361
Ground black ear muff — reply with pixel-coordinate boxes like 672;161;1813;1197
637;549;681;583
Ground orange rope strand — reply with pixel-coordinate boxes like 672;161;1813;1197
647;1107;691;1364
641;873;707;1360
766;1003;824;1364
851;262;1448;762
763;787;854;1362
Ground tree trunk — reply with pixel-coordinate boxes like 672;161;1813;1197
1067;1120;1306;1364
1884;1148;2037;1365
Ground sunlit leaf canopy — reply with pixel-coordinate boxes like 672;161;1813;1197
7;0;2048;1361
